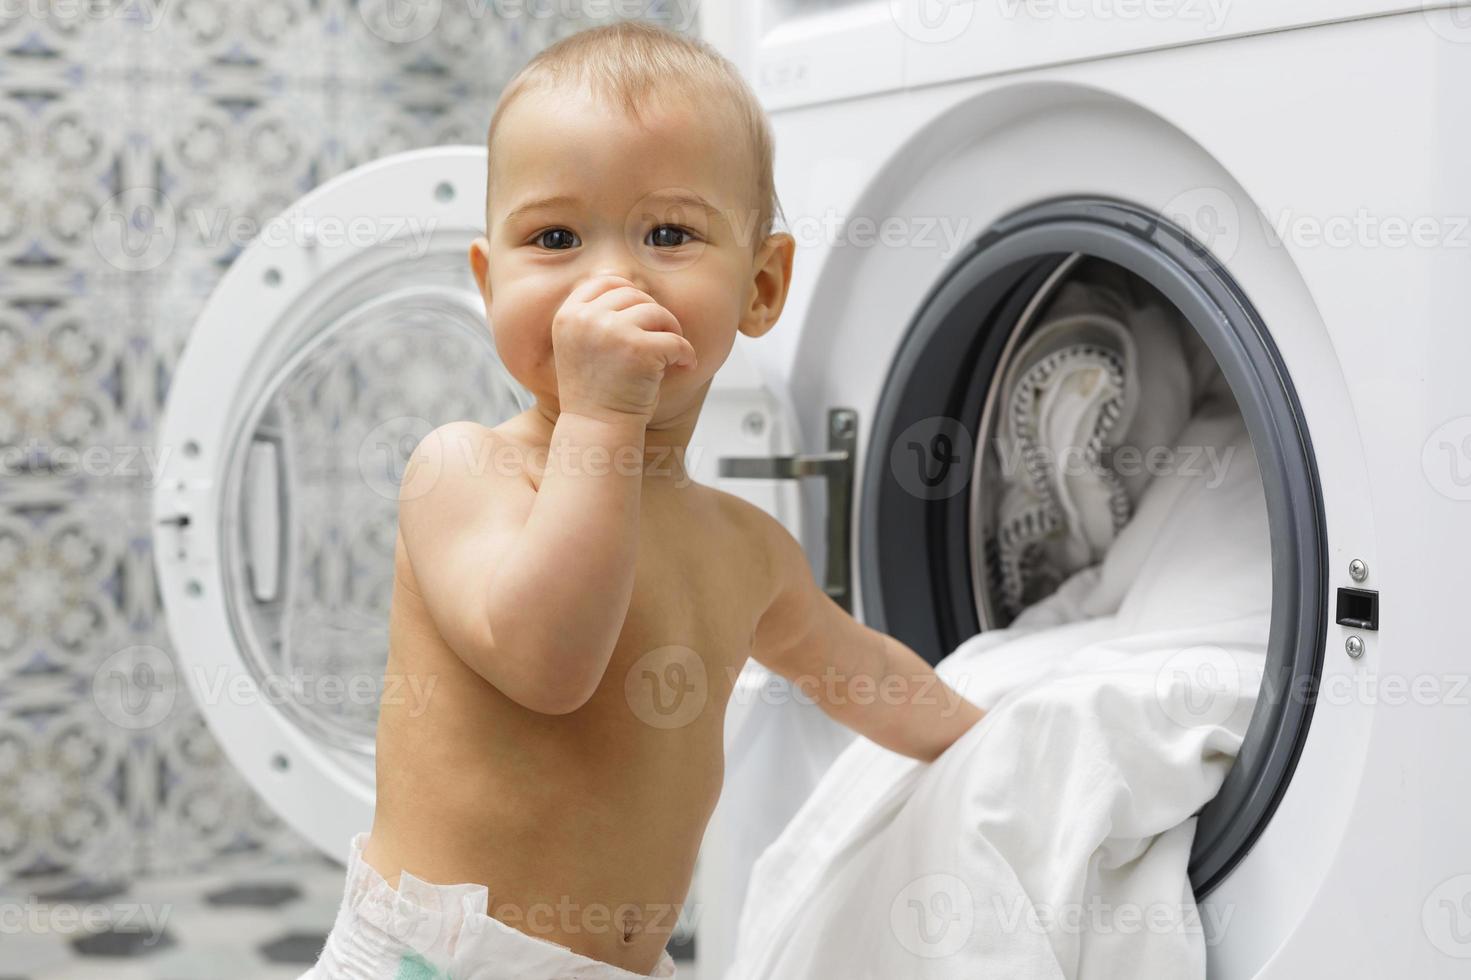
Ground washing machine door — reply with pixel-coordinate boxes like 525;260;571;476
149;147;531;856
149;146;806;861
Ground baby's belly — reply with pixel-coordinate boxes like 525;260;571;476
369;608;740;974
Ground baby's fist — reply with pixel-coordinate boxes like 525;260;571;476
551;274;697;423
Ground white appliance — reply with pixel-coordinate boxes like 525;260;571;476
153;3;1471;979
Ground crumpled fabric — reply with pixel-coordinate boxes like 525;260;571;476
727;395;1268;980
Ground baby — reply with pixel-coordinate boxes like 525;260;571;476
303;19;984;980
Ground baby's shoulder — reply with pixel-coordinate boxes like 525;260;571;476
399;418;533;504
702;485;774;537
698;489;821;643
700;487;803;583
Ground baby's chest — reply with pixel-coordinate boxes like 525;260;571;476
610;526;762;699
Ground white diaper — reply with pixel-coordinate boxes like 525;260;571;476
298;832;679;980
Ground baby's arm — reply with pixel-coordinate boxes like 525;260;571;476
749;507;985;762
397;274;696;715
397;414;649;715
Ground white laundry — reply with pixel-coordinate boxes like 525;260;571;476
726;394;1269;980
989;266;1197;621
992;312;1136;616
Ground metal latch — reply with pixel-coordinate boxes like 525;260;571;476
156;510;191;560
1336;587;1379;631
718;407;856;612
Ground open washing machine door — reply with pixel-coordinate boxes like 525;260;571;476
148;146;808;865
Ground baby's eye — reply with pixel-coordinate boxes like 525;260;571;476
535;228;579;250
647;225;696;248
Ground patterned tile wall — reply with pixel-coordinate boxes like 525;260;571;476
0;0;692;887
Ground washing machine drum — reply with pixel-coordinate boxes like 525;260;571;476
859;199;1327;898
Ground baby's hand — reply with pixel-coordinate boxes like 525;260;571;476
552;274;698;424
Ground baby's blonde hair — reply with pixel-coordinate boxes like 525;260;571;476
485;19;784;248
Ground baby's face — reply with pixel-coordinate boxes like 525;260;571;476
470;84;791;422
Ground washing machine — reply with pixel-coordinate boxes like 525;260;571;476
697;2;1471;977
150;3;1471;979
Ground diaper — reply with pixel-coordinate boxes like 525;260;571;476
298;832;679;980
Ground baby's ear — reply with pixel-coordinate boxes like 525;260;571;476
468;237;492;300
739;232;796;339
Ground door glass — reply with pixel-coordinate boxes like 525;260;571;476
220;248;531;756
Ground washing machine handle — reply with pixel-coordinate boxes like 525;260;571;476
717;407;857;613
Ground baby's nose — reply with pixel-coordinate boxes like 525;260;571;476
592;266;648;293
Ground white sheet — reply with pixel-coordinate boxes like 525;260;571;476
726;395;1270;980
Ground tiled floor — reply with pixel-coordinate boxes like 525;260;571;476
0;845;343;979
0;849;698;978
